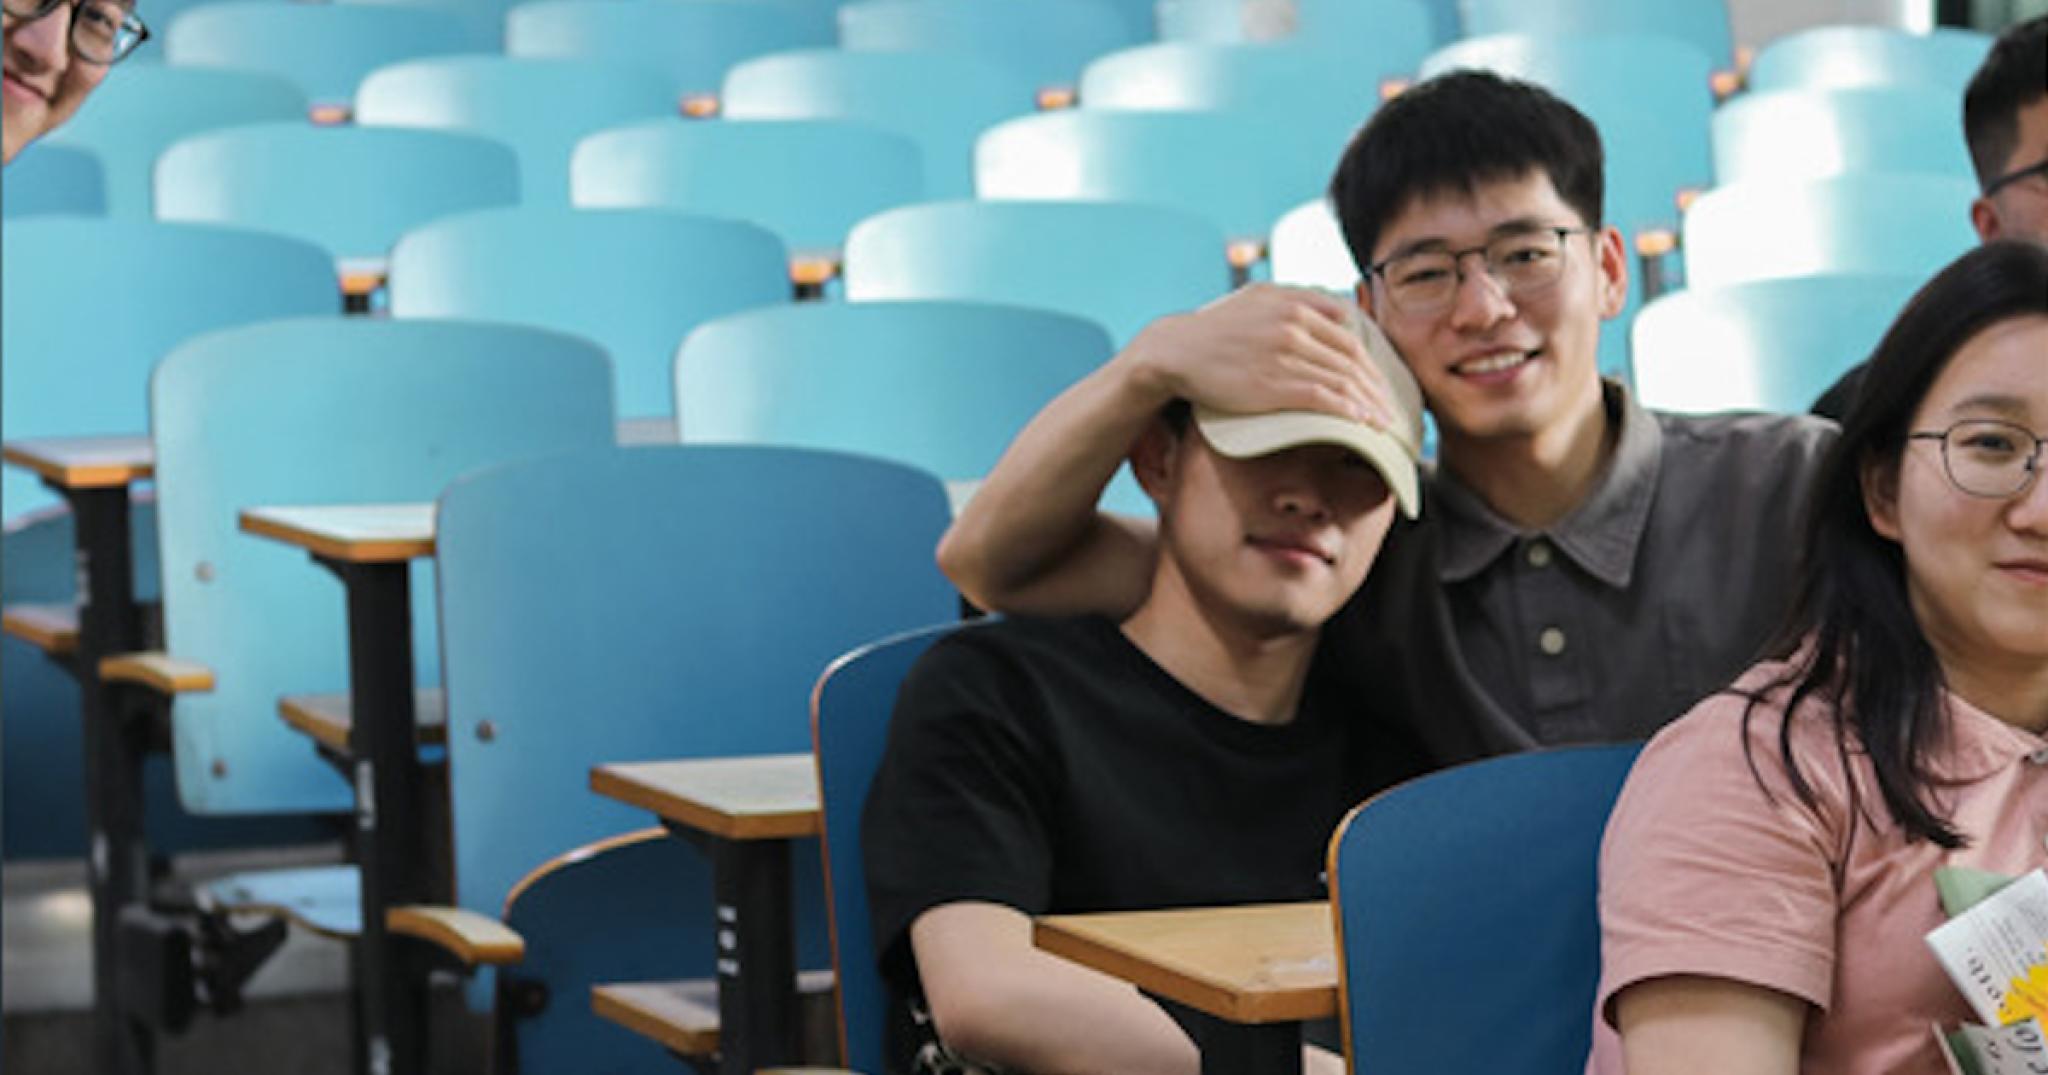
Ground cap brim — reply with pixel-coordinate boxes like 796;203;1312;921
1193;408;1420;519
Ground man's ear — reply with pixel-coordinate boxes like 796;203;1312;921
1861;451;1904;543
1972;196;2003;242
1129;420;1179;506
1354;279;1375;321
1595;224;1630;320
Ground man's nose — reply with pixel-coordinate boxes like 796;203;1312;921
9;6;73;73
1447;256;1516;330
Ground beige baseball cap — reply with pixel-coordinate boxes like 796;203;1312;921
1192;304;1425;518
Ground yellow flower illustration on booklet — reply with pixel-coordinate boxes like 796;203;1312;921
1998;957;2048;1026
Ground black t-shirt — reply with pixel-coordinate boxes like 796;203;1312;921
861;616;1426;1066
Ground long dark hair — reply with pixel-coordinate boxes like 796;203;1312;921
1747;240;2048;848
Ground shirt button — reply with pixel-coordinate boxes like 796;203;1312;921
1526;541;1554;568
2031;748;2048;766
1538;626;1568;656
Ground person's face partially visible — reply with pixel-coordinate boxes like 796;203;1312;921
1974;98;2048;245
3;1;111;163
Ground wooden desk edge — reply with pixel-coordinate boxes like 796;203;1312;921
238;510;435;563
588;764;820;841
1031;916;1334;1025
2;442;154;489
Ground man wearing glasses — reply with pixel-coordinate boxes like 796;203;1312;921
938;71;1835;762
3;0;147;164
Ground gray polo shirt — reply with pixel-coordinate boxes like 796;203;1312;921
1327;381;1837;762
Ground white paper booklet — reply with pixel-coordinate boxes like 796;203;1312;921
1928;869;2048;1027
1936;1018;2048;1075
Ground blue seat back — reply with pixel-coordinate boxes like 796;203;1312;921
1081;38;1421;131
155;123;520;262
1681;173;1977;289
842;199;1229;345
811;622;963;1073
1;219;337;521
354;57;676;204
2;143;103;218
43;66;305;218
1156;0;1452;48
1462;0;1732;68
838;0;1138;93
165;1;486;106
976;108;1340;242
150;317;615;813
433;445;955;974
1268;198;1355;289
723;48;1035;198
1331;744;1642;1072
389;206;790;420
1631;272;1924;415
1712;85;1976;185
572;118;923;254
121;0;285;62
1747;25;1994;94
506;0;833;101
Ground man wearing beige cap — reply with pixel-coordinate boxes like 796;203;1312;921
861;314;1428;1075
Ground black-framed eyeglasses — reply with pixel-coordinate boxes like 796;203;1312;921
1982;155;2048;198
1;0;149;65
1907;420;2045;499
1365;226;1593;318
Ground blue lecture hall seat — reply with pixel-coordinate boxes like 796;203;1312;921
154;123;521;266
1745;25;1995;94
721;48;1037;198
504;0;833;106
571;117;925;258
1712;85;1978;185
0;142;103;218
119;0;283;63
1267;199;1356;289
1078;41;1405;155
1631;272;1926;415
354;56;677;205
430;445;957;1068
42;65;305;219
1329;744;1643;1073
841;198;1230;346
1157;0;1453;50
1681;172;1979;289
163;1;488;109
388;205;792;421
1461;0;1734;69
838;0;1139;98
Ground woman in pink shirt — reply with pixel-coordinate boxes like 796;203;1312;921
1594;240;2048;1075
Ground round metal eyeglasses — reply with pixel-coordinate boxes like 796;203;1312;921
2;0;149;65
1907;420;2046;499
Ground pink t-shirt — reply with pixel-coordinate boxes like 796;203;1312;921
1588;657;2048;1075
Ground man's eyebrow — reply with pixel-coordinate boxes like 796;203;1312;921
1378;217;1560;262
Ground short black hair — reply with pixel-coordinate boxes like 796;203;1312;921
1963;15;2047;189
1328;70;1606;275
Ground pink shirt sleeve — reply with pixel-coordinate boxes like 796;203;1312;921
1595;690;1853;1030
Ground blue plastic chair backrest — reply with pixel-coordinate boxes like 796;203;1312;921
842;199;1229;345
1330;743;1643;1072
722;48;1035;198
155;123;520;262
1158;0;1454;48
571;117;923;254
976;108;1341;241
1462;0;1733;68
388;206;791;419
1681;173;1978;289
1079;41;1399;148
1712;85;1976;185
1;143;103;218
433;445;956;964
164;1;487;106
120;0;286;62
1267;198;1356;289
1747;25;1994;94
150;317;615;813
838;0;1138;93
505;0;833;100
1632;272;1924;415
811;621;964;1073
354;57;676;205
42;66;305;218
1;220;336;522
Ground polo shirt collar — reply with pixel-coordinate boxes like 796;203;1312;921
1433;379;1662;589
1932;690;2048;784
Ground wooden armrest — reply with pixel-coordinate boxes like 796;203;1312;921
99;652;214;694
2;602;78;657
593;970;837;1058
386;905;525;966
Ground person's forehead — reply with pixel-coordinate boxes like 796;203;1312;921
1371;171;1585;259
1922;315;2048;419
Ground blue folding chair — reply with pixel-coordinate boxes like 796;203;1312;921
1631;272;1924;415
41;65;305;218
121;0;283;62
1461;0;1734;70
164;1;487;109
1712;85;1976;185
811;621;965;1073
1;143;103;218
154;123;520;265
1078;41;1401;151
1681;173;1978;289
1268;198;1355;289
722;48;1035;197
1;219;336;523
1156;0;1452;48
572;118;924;257
418;445;957;1070
354;56;676;204
838;0;1138;98
1328;744;1642;1072
388;205;791;420
505;0;832;105
842;199;1230;345
1746;25;1994;94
